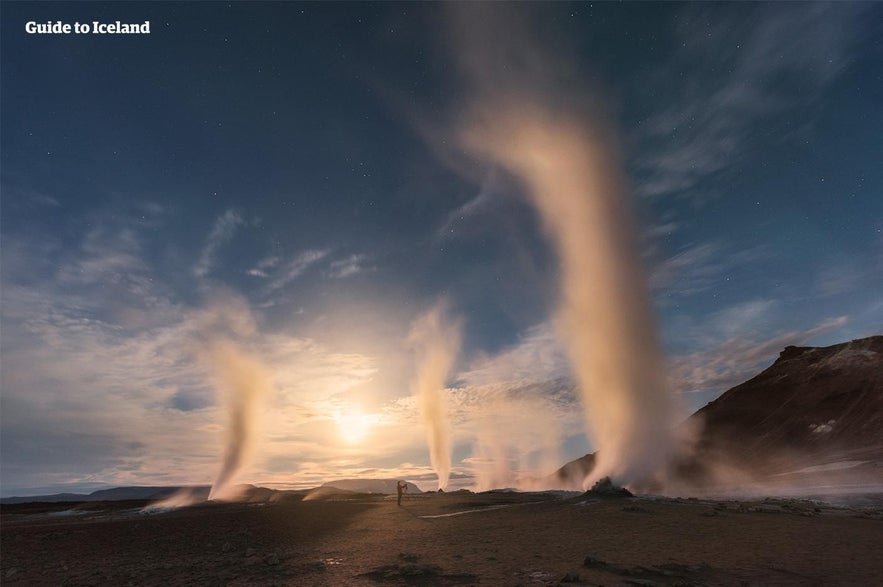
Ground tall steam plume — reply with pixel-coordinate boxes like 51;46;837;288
205;339;272;500
448;7;680;486
196;296;273;501
408;300;463;490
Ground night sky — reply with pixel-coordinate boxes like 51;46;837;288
2;2;881;496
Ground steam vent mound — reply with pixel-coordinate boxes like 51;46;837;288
584;477;634;498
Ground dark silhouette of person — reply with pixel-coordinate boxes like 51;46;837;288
396;481;407;506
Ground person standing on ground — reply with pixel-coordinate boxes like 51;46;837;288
397;481;407;506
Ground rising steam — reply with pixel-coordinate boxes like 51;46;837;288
448;7;681;486
205;338;272;500
193;295;274;501
408;301;463;490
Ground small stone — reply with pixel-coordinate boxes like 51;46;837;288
265;552;280;565
245;548;257;557
6;568;19;578
561;572;580;582
221;542;232;553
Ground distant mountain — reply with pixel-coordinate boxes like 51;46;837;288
0;486;209;505
321;479;422;494
556;335;883;488
1;478;428;505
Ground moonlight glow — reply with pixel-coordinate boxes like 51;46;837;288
334;410;380;445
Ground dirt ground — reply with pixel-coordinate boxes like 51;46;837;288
2;491;882;586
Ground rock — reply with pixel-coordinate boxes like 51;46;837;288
6;568;19;578
400;563;440;576
585;477;634;498
560;571;580;582
583;556;607;568
265;552;280;565
221;541;232;553
245;547;257;557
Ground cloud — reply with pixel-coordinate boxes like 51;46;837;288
193;209;245;278
633;4;868;200
669;315;849;394
325;254;373;279
813;258;870;297
648;240;767;300
246;255;280;278
436;168;501;239
263;249;330;293
0;213;392;493
459;321;569;388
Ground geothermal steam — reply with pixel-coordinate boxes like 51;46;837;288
449;7;680;486
194;297;273;501
408;301;463;490
205;339;272;500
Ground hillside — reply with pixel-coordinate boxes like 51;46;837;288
557;335;883;488
689;335;883;471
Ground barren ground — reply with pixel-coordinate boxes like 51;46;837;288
2;491;882;586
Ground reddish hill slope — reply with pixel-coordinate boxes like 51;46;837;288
556;336;883;488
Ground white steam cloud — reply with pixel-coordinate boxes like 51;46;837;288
448;7;681;487
205;339;272;500
195;296;274;501
408;300;463;491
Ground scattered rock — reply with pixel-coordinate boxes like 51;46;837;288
400;564;440;576
583;556;609;569
361;563;468;582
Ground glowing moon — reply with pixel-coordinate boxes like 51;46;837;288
334;410;378;444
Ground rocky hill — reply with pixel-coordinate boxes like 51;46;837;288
557;335;883;488
689;335;883;471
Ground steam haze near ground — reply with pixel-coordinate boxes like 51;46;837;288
408;301;462;491
448;7;682;487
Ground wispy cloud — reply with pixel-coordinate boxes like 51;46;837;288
325;254;373;279
437;168;501;240
459;322;569;388
648;240;767;300
633;4;867;200
263;249;330;293
669;315;849;394
246;255;280;278
193;209;245;278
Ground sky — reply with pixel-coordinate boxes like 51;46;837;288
1;2;881;497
